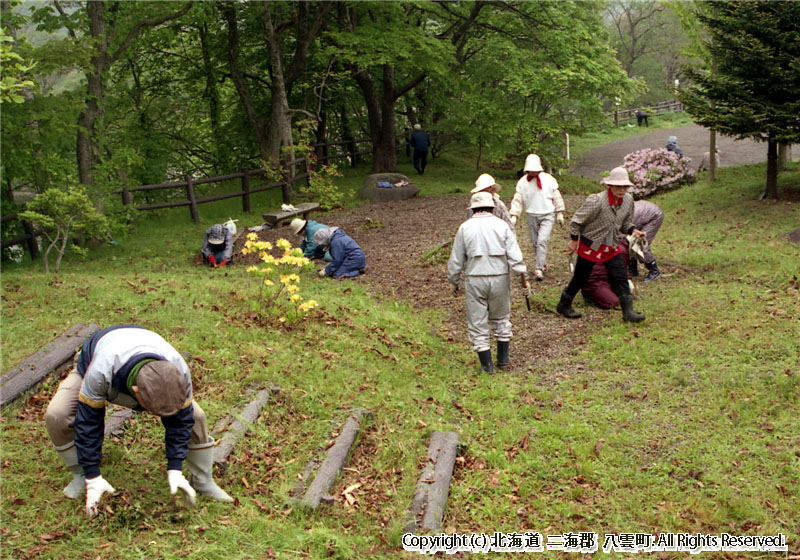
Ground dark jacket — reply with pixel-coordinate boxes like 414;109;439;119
410;130;431;153
324;229;366;278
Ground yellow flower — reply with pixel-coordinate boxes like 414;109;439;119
280;274;291;285
262;254;277;264
276;239;292;251
290;294;301;302
246;266;261;274
246;232;258;241
264;279;274;286
286;284;299;293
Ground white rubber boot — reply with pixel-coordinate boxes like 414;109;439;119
57;445;85;499
186;440;234;503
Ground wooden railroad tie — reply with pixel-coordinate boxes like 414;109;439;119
405;431;461;534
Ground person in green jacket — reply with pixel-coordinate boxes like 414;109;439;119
290;218;331;261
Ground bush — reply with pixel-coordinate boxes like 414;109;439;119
623;148;696;199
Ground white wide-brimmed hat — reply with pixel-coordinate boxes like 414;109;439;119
601;167;633;186
523;154;543;173
290;218;307;235
470;191;496;209
471;173;499;193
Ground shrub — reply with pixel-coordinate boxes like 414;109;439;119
623;148;696;199
241;234;317;325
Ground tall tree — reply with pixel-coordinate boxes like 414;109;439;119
678;1;800;199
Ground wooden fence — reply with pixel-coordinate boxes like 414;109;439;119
607;99;684;126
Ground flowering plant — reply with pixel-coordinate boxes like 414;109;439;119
241;234;318;324
623;148;696;199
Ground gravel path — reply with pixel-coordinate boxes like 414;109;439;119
569;124;768;179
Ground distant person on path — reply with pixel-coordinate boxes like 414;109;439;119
409;123;431;175
448;191;529;374
636;109;649;127
313;227;366;279
467;173;514;230
45;325;233;518
290;218;331;261
629;200;664;282
201;223;232;267
665;136;683;158
556;166;646;323
509;153;565;281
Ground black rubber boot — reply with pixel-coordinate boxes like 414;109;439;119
496;341;510;370
644;260;661;282
477;350;494;375
620;294;645;322
556;290;582;319
629;258;639;277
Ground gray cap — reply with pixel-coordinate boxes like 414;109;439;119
136;361;189;417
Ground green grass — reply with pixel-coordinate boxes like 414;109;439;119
2;151;798;558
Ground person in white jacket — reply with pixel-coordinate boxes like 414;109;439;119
509;154;565;281
448;191;529;374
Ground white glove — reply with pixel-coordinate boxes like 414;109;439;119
556;212;565;226
318;268;327;277
168;469;197;506
85;475;115;518
510;215;517;226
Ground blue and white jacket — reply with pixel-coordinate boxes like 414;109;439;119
75;325;194;478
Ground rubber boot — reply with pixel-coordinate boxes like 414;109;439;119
620;294;645;322
56;445;85;499
644;260;661;282
556;290;581;319
477;350;494;375
496;341;510;370
629;258;639;278
186;440;234;502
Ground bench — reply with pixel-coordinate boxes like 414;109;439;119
262;202;320;227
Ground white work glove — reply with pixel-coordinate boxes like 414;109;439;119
521;274;532;297
318;268;327;277
510;215;517;226
451;283;459;297
167;469;197;506
85;475;115;518
556;212;565;227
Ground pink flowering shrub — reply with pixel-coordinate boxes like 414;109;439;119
623;148;696;199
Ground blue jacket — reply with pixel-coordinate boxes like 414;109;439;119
74;325;194;478
410;130;431;153
300;220;330;259
324;229;366;278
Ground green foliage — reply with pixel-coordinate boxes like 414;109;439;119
0;30;35;103
19;186;110;273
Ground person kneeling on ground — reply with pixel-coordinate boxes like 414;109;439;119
313;227;366;279
630;200;664;282
45;325;234;518
448;190;530;375
290;218;331;261
201;223;232;267
557;167;646;323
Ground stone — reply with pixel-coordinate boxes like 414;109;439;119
358;173;419;202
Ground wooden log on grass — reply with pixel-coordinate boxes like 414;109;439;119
213;385;281;469
104;407;135;437
0;323;99;409
405;431;460;533
298;408;373;509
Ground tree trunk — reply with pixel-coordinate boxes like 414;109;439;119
199;22;224;171
777;143;790;172
264;32;294;163
764;135;779;200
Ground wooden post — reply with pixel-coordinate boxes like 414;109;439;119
347;137;357;168
241;169;251;213
185;174;200;224
21;220;39;259
121;188;132;206
305;156;311;188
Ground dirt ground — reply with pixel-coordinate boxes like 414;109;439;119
230;125;774;375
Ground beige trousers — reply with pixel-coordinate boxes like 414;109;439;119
45;369;210;451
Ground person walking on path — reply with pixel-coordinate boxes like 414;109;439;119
636;109;649;127
556;167;646;323
509;153;565;281
313;227;366;279
290;218;331;261
45;325;234;518
466;173;514;230
448;191;530;374
409;123;431;175
630;200;664;282
201;223;233;267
